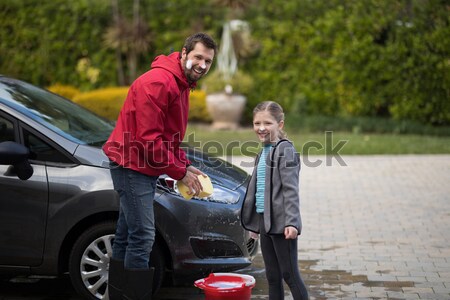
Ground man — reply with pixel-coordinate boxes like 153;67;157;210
103;32;217;300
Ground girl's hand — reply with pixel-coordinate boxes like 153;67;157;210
284;226;298;239
249;232;259;240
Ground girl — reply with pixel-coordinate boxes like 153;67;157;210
241;101;309;300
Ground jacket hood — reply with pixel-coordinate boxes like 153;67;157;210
150;52;196;89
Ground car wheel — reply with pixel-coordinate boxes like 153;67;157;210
69;222;115;300
68;221;166;300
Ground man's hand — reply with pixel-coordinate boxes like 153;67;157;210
180;166;205;197
187;165;206;177
284;226;298;239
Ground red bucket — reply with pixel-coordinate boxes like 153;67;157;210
194;273;256;300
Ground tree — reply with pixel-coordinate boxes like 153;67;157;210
0;0;113;87
244;0;449;125
103;0;151;85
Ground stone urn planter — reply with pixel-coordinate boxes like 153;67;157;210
206;92;246;130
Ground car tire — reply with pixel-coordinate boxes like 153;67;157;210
69;221;115;300
68;221;166;300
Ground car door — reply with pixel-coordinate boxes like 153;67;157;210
0;113;48;266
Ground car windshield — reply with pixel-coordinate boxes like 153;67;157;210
0;77;114;146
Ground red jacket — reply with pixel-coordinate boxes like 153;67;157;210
103;52;192;180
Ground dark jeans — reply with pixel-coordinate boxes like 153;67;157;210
110;162;158;269
259;214;309;300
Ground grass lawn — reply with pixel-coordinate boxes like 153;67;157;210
185;124;450;156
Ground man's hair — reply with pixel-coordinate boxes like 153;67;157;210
183;33;217;56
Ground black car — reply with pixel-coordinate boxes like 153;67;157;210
0;75;257;300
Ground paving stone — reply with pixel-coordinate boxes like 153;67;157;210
417;292;450;300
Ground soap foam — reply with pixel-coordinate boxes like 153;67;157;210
186;59;193;70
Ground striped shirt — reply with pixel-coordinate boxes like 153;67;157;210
255;144;272;213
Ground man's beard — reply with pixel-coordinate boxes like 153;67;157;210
185;68;204;84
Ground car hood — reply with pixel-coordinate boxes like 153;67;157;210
184;147;249;190
74;145;249;190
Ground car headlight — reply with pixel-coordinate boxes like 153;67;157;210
157;177;240;204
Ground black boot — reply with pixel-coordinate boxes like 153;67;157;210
107;258;124;300
123;267;154;300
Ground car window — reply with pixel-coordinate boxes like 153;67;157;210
23;128;73;164
0;79;114;147
0;116;15;142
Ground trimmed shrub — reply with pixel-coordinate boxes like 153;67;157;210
72;87;211;123
189;90;211;122
47;84;81;100
285;114;450;136
200;70;254;96
73;87;129;121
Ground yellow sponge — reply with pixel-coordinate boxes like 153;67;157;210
178;175;213;200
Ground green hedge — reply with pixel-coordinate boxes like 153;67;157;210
189;90;211;122
47;84;81;100
2;0;448;127
72;87;129;121
285;114;450;137
71;87;211;123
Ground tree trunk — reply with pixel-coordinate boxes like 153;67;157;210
111;0;125;85
127;0;140;82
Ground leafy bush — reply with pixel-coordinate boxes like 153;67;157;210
200;70;254;96
245;0;449;126
47;84;81;100
189;90;211;122
72;87;129;121
3;0;448;127
285;114;450;136
72;87;212;123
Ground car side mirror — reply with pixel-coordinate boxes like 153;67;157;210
0;141;34;180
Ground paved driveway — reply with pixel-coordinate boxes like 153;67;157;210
299;155;450;300
1;155;449;299
228;154;450;300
